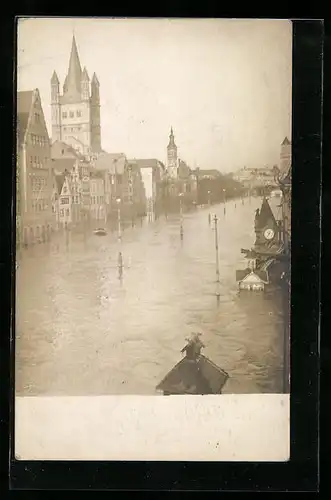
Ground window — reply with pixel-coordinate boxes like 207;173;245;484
60;209;64;217
62;112;67;119
69;111;74;118
61;197;69;205
34;113;40;123
30;156;33;167
66;209;70;216
76;110;82;117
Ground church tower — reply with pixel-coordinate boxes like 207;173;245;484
50;35;102;155
167;127;178;178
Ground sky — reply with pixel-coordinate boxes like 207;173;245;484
17;18;292;173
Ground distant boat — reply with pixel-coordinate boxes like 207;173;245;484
93;228;107;236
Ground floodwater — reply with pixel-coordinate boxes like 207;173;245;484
15;196;286;395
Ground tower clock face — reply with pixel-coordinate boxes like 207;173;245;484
264;228;275;240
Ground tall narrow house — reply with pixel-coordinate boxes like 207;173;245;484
51;35;102;156
17;89;53;246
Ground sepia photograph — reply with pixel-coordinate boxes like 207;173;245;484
15;17;292;461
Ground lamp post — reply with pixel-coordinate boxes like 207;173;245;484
223;189;226;216
116;198;123;279
208;190;211;225
179;192;184;240
213;214;221;299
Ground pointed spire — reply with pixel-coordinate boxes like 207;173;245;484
255;197;277;230
51;70;59;84
65;35;82;95
82;67;90;81
91;72;100;87
282;136;291;146
168;126;176;148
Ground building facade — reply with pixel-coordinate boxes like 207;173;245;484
90;172;106;222
17;89;53;246
51;35;101;155
129;159;165;217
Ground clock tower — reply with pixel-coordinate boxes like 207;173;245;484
167;127;178;179
254;197;278;247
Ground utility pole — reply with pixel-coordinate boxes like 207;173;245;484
208;190;211;224
179;192;184;241
213;214;221;299
223;189;226;216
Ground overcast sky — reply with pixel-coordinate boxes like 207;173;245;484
17;18;292;172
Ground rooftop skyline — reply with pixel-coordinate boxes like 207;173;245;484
17;18;292;172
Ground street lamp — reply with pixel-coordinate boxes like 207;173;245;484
223;189;226;216
208;190;211;224
116;198;123;280
213;214;221;299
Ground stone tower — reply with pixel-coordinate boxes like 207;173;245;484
51;35;102;155
280;136;291;175
167;127;178;178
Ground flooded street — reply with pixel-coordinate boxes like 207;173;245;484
15;197;285;396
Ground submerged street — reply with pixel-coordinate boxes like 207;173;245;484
15;197;285;396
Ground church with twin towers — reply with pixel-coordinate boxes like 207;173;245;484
50;35;102;155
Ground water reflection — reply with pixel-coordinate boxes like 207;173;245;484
16;198;285;395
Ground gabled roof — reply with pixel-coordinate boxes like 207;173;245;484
17;90;34;145
55;174;65;194
281;136;291;146
255;197;277;229
236;268;252;282
238;270;268;284
51;140;83;160
94;152;127;175
156;354;229;395
51;158;76;174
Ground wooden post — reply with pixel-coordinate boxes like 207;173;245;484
214;214;220;298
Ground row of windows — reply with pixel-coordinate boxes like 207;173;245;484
60;195;80;205
91;196;104;205
58;195;105;206
30;155;49;169
60;209;70;217
62;110;82;119
64;126;82;133
32;199;48;212
29;134;49;147
31;177;47;191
